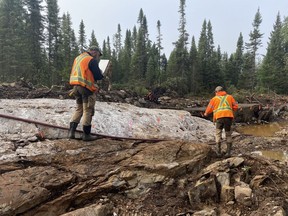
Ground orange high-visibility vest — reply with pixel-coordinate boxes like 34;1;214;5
69;52;97;92
205;92;238;121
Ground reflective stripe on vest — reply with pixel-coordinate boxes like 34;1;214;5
213;95;232;114
70;53;95;91
71;53;89;80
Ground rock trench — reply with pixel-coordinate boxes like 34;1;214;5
0;98;287;215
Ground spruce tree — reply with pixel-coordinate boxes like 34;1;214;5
111;29;122;82
120;30;133;82
131;26;137;53
258;13;286;93
59;13;78;80
46;0;61;86
78;20;87;53
206;20;222;90
104;36;112;58
197;20;208;91
221;52;231;85
89;30;99;48
130;9;149;81
166;0;189;95
238;52;254;89
0;0;29;82
234;33;244;87
244;8;264;90
159;54;168;85
283;16;288;89
146;44;158;86
156;20;163;85
113;24;122;59
188;36;199;94
25;0;46;84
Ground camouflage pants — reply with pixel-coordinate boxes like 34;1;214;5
215;117;233;144
70;85;96;126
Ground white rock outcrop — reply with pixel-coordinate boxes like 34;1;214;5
0;99;214;142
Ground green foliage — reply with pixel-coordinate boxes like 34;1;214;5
162;77;189;96
243;8;264;91
257;13;288;94
78;20;87;52
113;24;122;58
229;88;249;103
226;84;238;95
0;0;32;81
46;0;61;86
59;13;79;82
112;82;149;96
146;48;158;86
134;85;150;96
89;30;99;48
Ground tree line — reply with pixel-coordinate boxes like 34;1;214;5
1;0;288;95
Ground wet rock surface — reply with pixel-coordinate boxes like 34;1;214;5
0;82;288;216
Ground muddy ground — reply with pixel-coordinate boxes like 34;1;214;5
0;81;287;216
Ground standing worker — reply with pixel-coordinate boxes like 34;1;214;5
68;46;104;141
204;86;238;157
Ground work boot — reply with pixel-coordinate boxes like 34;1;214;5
226;143;232;157
68;122;78;139
216;142;222;157
82;125;98;141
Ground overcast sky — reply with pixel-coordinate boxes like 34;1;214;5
58;0;288;57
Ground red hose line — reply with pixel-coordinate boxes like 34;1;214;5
0;113;168;142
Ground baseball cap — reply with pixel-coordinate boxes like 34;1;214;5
215;86;223;92
89;46;102;56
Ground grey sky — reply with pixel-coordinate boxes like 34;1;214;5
58;0;288;57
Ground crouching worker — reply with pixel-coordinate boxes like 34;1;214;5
68;46;104;141
204;86;238;157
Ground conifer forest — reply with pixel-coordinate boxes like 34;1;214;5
1;0;288;95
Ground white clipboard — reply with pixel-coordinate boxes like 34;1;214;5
99;60;111;75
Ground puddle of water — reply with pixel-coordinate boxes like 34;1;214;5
252;150;288;161
237;121;288;137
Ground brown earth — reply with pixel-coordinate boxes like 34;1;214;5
0;80;287;216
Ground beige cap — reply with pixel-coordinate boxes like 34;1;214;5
215;86;223;92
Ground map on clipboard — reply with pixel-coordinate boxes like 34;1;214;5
99;59;111;76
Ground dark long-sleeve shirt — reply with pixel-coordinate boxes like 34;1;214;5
87;52;104;81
